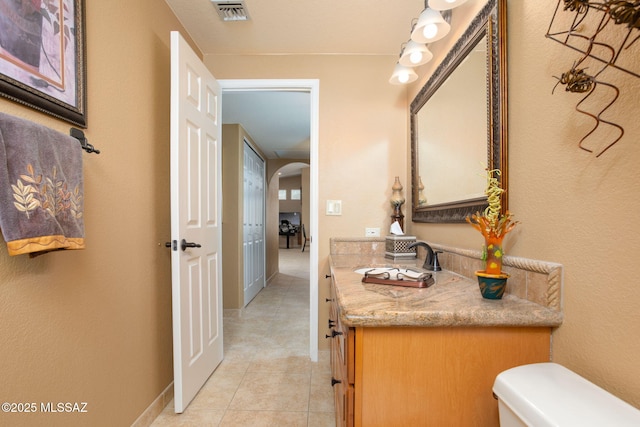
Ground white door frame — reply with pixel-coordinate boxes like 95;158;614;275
219;79;320;362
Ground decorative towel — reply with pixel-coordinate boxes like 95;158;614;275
0;113;84;256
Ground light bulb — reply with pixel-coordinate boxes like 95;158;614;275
390;63;418;85
423;23;438;40
409;51;423;64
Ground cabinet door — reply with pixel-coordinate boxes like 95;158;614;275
333;325;353;427
354;327;550;427
330;338;346;427
329;279;354;427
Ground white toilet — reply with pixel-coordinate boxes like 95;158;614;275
493;363;640;426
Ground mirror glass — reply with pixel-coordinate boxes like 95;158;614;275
417;35;487;206
411;0;507;223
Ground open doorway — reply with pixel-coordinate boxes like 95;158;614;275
219;79;320;362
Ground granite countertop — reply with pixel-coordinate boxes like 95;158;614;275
330;255;563;328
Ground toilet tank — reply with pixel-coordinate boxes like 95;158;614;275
493;363;640;427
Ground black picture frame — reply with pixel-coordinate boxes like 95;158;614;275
0;0;87;127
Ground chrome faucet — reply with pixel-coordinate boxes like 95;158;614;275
408;241;442;271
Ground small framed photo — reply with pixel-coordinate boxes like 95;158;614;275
0;0;87;127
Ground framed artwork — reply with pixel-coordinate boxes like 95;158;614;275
0;0;87;127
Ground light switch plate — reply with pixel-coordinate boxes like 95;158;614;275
326;200;342;215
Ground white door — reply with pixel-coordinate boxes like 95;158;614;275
243;141;265;306
170;31;223;413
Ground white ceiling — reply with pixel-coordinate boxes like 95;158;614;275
222;90;311;160
165;0;426;167
165;0;425;56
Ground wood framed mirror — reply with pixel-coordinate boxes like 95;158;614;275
411;0;507;223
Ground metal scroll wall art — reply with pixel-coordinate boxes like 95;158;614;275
546;0;640;157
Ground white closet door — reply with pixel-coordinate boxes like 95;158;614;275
243;141;265;306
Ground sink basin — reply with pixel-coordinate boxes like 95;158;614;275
354;267;426;280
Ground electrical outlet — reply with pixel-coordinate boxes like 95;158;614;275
365;227;380;237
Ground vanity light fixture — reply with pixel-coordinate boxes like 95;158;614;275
428;0;469;11
399;40;433;67
410;8;450;44
388;1;452;85
389;62;418;85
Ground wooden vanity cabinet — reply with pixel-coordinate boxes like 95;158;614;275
328;277;354;426
328;280;551;427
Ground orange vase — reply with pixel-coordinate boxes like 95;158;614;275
484;236;504;275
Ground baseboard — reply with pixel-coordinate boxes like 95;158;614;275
266;270;278;284
130;382;173;427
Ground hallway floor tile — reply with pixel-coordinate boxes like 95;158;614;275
151;249;334;426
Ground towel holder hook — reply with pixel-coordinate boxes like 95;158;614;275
70;128;100;154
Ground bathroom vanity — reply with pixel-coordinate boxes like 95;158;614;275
327;240;563;427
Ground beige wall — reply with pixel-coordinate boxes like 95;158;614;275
1;2;637;425
408;0;640;408
221;124;244;309
0;1;199;426
266;173;280;281
279;175;303;215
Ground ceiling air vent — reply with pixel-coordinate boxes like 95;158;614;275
211;1;250;21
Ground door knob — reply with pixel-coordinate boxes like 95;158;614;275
181;239;202;251
325;330;343;339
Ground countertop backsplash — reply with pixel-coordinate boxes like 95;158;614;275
329;237;563;312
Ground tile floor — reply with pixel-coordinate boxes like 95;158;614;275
151;248;335;426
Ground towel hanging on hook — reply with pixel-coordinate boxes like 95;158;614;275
70;128;100;154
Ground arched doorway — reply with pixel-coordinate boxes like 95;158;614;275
272;161;310;254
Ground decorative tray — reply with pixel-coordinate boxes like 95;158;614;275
362;272;434;288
